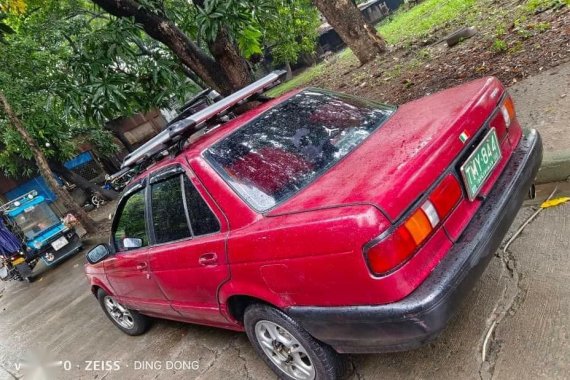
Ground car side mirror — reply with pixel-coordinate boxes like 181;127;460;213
86;244;111;264
123;237;143;249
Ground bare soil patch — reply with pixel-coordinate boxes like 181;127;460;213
305;3;569;105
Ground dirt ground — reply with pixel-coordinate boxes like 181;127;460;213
305;3;569;107
0;196;569;380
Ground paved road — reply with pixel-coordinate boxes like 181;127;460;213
510;62;570;154
0;204;568;380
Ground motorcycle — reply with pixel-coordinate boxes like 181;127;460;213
64;179;108;211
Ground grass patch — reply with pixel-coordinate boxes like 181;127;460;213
492;38;508;53
377;0;478;44
268;0;541;95
266;63;326;97
524;0;568;13
270;0;484;95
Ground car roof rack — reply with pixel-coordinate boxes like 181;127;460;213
118;70;287;175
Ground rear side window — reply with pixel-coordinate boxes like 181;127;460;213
204;89;394;211
113;189;148;251
183;176;220;236
151;176;192;244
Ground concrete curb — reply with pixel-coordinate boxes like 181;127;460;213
536;149;570;184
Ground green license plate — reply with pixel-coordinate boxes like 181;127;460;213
460;128;501;201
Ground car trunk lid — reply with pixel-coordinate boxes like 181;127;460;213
268;77;504;221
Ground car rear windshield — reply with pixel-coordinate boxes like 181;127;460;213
204;89;395;212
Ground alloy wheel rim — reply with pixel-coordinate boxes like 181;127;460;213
254;320;315;380
104;296;134;329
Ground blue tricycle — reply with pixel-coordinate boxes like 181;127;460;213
0;191;82;282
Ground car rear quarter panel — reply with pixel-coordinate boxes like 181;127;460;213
219;205;451;308
218;205;388;308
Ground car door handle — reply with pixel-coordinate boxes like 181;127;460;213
198;253;218;266
136;262;148;271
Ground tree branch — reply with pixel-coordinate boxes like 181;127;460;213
90;0;230;93
62;33;80;55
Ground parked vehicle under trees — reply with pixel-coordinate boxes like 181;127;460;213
0;191;82;282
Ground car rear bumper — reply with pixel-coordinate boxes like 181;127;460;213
286;129;542;354
41;231;83;267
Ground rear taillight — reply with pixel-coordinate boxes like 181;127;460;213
501;96;515;127
430;175;462;217
365;175;463;275
491;94;516;140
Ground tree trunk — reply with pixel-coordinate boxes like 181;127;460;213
48;160;119;201
0;92;98;234
207;27;253;90
313;0;387;65
91;0;252;95
192;0;252;91
285;60;293;80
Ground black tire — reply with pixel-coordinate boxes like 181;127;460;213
12;271;23;281
97;289;150;336
244;304;347;380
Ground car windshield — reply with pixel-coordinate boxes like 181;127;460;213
204;89;395;211
11;202;60;240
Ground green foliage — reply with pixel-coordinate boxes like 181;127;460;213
533;21;551;32
377;0;477;45
193;0;318;64
58;16;196;125
263;0;319;65
0;0;24;44
495;25;507;37
195;0;270;58
524;0;568;13
0;0;27;14
492;38;508;53
0;0;195;178
0;13;15;44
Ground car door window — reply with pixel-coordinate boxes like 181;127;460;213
150;176;192;244
183;176;220;236
113;189;148;251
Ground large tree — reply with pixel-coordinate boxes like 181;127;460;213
313;0;387;64
90;0;253;95
0;1;196;209
90;0;321;94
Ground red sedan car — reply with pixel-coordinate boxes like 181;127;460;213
85;72;541;380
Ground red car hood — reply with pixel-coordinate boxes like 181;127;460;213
268;77;505;221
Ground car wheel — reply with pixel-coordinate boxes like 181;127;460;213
97;289;150;336
244;304;346;380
